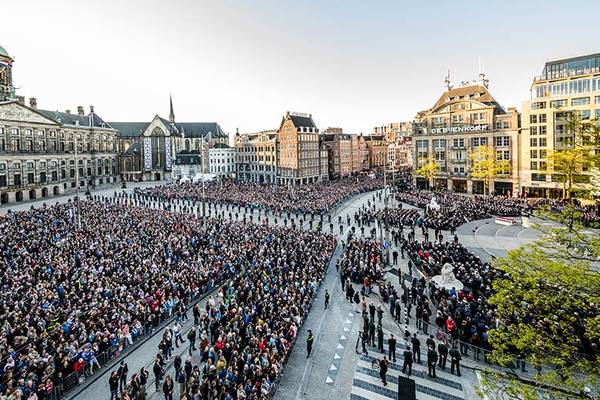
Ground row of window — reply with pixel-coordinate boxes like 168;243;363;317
533;77;600;98
530;137;548;147
530;149;548;159
209;165;235;173
0;127;113;142
530;161;548;171
0;158;114;172
238;146;275;153
422;136;510;148
0;166;116;187
432;150;510;161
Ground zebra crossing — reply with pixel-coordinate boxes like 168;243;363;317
350;348;466;400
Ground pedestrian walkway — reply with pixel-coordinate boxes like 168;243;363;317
350;352;466;400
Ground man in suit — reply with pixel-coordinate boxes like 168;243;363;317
388;334;397;362
411;333;421;363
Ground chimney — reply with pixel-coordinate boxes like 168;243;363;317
65;109;71;114
29;97;37;109
77;106;84;115
89;105;94;113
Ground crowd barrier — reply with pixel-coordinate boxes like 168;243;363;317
52;281;220;400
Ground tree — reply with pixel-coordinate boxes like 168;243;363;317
545;111;600;199
414;158;439;189
546;147;593;199
478;210;600;399
469;145;510;195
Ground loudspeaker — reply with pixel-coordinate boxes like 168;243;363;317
397;375;416;400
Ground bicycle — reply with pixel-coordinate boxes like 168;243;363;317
371;358;380;372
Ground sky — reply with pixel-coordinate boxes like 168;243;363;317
2;0;599;140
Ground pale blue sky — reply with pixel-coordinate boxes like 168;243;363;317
1;0;599;137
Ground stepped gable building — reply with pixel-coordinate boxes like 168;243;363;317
110;96;226;181
0;44;118;204
412;76;520;195
521;53;600;197
277;111;328;184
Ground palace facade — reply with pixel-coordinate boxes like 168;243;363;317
0;44;118;204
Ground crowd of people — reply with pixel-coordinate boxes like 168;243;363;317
136;176;383;215
119;226;334;399
402;237;500;355
395;190;524;230
0;198;335;400
337;233;465;385
527;198;600;227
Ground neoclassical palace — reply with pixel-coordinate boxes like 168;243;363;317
0;45;118;204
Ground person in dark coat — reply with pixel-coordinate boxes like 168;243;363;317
410;333;421;363
306;330;314;358
377;324;384;352
438;341;448;370
109;371;119;400
450;346;462;376
388;334;397;362
427;347;438;378
163;375;174;400
117;361;128;392
402;346;413;376
379;356;389;386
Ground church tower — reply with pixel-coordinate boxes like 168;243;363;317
169;93;175;123
0;45;15;101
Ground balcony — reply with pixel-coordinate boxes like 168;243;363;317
451;158;467;164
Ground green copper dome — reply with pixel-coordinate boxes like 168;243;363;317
0;45;10;59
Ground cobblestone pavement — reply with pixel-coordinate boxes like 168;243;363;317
13;184;541;400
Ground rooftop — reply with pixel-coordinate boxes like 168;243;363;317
38;108;114;129
0;45;10;59
431;84;502;112
537;53;600;81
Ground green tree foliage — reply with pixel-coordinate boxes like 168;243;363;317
469;145;511;195
479;210;600;399
546;111;600;199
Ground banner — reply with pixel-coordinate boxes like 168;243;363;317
143;137;152;171
165;137;172;170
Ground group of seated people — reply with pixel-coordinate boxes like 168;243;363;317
527;198;600;227
353;207;420;230
0;199;335;399
395;190;524;230
136;176;383;215
338;236;384;291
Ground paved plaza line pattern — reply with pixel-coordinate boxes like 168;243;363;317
325;311;355;385
350;353;465;400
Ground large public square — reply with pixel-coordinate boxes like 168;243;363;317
2;1;600;399
0;178;565;400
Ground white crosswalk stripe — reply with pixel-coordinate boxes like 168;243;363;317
350;353;466;400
